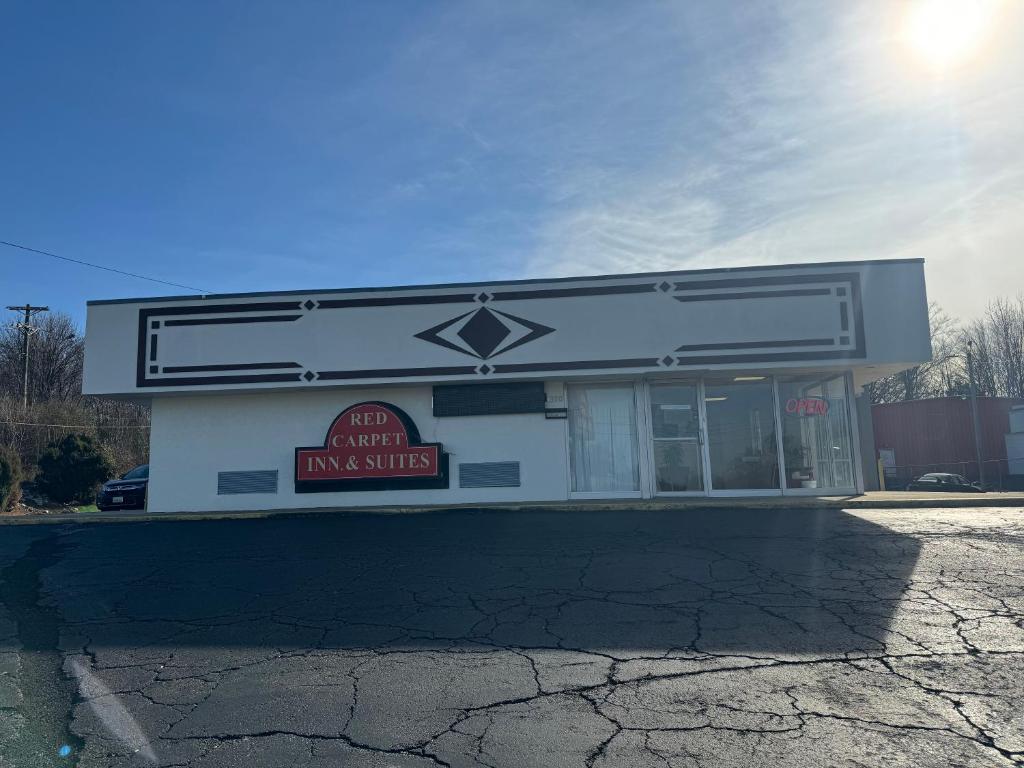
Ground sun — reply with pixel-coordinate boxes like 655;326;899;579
900;0;1003;73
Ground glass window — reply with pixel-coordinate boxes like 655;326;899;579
704;377;780;490
778;374;854;490
568;384;640;493
122;464;149;480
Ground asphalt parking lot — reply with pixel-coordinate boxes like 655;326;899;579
1;507;1023;768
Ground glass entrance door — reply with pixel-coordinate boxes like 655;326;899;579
704;377;781;493
649;382;705;493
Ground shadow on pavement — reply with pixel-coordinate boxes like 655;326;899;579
0;507;922;658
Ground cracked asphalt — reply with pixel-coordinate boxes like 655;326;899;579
1;506;1023;768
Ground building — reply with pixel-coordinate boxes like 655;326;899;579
1008;406;1024;476
873;396;1024;487
82;258;930;512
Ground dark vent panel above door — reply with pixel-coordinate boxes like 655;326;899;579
433;382;546;417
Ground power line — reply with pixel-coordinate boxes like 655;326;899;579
0;239;209;294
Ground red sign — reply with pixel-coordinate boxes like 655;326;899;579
295;402;448;492
785;397;830;416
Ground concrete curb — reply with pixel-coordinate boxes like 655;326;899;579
2;493;1023;526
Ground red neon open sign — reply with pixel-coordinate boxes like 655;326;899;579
785;397;829;416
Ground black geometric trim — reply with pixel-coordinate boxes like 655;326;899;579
147;301;303;315
415;309;554;360
133;272;869;388
486;309;555;356
164;315;301;327
490;284;657;301
676;351;862;365
413;311;479;358
675;338;835;352
317;365;478;380
491;358;659;373
138;373;303;387
136;303;306;388
674;288;830;303
318;294;476;309
672;271;866;362
840;302;849;331
674;274;848;290
161;362;302;373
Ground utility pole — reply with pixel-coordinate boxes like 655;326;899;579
966;338;985;488
5;304;48;411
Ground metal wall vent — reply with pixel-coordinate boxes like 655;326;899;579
217;470;279;495
458;461;521;488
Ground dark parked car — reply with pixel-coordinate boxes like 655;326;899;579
96;464;149;510
906;472;984;493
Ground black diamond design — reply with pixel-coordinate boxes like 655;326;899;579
303;300;316;310
479;364;491;374
659;282;671;292
415;308;554;359
303;371;316;381
457;308;511;358
661;356;674;366
477;292;491;303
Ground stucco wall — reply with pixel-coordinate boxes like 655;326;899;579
147;385;571;512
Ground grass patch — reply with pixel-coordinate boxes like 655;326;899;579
73;504;99;513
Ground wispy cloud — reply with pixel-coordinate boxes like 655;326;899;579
380;0;1023;318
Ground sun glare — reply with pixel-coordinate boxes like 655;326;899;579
900;0;1003;73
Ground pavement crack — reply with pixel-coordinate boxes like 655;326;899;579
0;531;84;766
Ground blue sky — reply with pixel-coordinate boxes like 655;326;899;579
2;0;1022;328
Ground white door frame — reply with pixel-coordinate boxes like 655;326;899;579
705;375;784;498
644;378;709;498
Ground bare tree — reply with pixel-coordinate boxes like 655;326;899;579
961;296;1024;398
1;309;150;475
0;311;84;403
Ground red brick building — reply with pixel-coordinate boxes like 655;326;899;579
872;397;1024;488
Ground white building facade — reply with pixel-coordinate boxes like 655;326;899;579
83;259;931;512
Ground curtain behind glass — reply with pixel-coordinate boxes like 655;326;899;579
568;385;639;492
779;374;853;489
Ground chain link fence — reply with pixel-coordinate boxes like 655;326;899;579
0;396;150;477
881;458;1024;491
